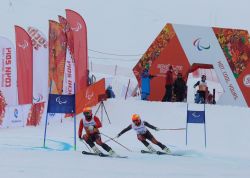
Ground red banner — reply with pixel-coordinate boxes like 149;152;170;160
15;26;33;104
49;20;67;94
66;9;88;112
26;102;45;126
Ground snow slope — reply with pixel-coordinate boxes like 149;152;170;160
1;100;250;178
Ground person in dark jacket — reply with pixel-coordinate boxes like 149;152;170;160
117;114;170;153
173;72;187;102
106;85;115;98
162;65;174;102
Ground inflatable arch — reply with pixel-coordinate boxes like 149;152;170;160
133;24;250;107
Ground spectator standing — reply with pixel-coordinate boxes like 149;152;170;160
106;85;115;98
140;65;155;100
173;72;187;102
162;65;174;102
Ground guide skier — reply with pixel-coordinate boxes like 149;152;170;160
78;107;117;156
116;114;171;153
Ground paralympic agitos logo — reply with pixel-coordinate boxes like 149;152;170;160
193;38;210;51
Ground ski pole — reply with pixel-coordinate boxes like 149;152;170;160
159;128;186;131
101;132;132;152
104;136;118;143
80;139;92;152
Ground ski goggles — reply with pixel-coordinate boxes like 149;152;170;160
133;120;141;124
83;112;92;117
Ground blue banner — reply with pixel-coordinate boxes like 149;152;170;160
47;94;75;113
187;110;205;123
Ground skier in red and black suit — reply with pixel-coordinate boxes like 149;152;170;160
117;114;170;153
78;107;117;156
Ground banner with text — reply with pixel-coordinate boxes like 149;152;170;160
0;36;18;106
27;26;48;103
66;9;88;114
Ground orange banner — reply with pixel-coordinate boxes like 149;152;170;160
58;16;74;57
75;78;105;114
15;26;33;104
48;20;67;94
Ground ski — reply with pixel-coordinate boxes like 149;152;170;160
141;150;181;156
113;155;128;159
141;150;165;155
82;151;109;157
82;151;128;158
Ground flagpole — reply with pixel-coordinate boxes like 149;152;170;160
186;103;188;146
204;103;207;148
74;83;76;151
43;80;52;148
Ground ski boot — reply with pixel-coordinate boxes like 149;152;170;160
147;144;157;153
92;145;102;155
108;149;118;157
163;147;171;154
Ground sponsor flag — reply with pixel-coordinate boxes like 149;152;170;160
15;26;33;105
58;16;74;56
58;16;75;95
49;20;67;94
66;9;88;113
0;36;18;106
47;94;75;114
27;26;48;103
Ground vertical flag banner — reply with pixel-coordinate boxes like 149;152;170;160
27;26;48;103
66;9;88;112
49;20;67;94
58;16;75;95
0;36;18;106
15;26;33;105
